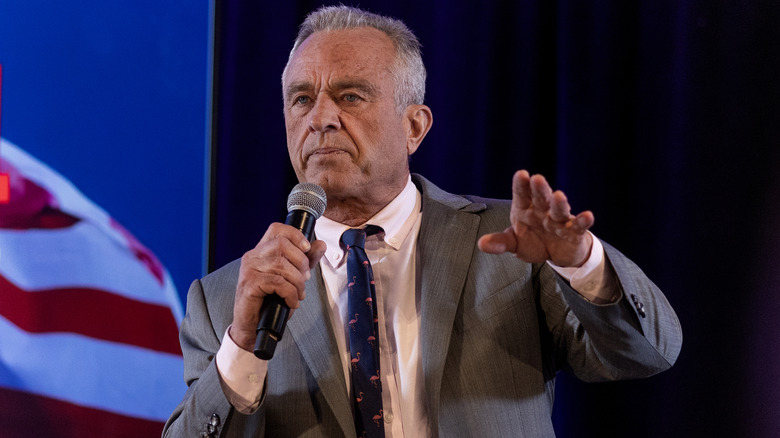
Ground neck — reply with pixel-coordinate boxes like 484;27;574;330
323;197;389;227
323;182;407;227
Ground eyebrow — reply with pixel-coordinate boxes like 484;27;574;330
284;78;382;103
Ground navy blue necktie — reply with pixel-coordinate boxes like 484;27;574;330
341;226;384;437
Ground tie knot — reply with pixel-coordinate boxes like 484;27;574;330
340;225;383;250
341;228;367;249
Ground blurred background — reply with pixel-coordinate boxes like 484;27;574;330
2;1;779;437
0;1;208;436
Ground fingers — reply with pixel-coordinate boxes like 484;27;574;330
514;170;587;227
241;241;307;306
307;239;328;268
574;210;595;232
246;223;316;305
477;227;518;254
512;170;532;209
231;223;323;349
512;170;557;215
503;170;596;266
529;174;553;211
549;190;571;222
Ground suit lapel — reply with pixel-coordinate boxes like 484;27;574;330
284;175;486;437
413;175;485;434
287;264;355;437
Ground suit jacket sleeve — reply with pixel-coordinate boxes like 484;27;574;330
460;186;682;382
539;240;682;381
162;261;266;438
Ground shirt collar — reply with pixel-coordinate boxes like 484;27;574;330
316;175;421;265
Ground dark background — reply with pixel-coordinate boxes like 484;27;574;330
208;1;780;436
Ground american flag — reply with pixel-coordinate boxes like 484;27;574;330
0;137;186;436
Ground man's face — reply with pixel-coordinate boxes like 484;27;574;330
282;27;413;209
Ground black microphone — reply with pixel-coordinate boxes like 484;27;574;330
254;182;327;360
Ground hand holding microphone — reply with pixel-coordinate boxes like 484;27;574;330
254;183;327;359
231;183;327;359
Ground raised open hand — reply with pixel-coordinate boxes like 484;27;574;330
478;170;594;267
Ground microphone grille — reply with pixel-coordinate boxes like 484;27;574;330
287;182;327;218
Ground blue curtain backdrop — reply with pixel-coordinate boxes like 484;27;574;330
208;1;780;436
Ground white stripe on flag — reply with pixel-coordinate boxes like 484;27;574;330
1;139;128;244
0;314;186;422
0;222;181;318
0;139;183;323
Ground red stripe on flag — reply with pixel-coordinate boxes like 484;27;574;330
0;173;9;203
0;275;181;356
0;386;165;438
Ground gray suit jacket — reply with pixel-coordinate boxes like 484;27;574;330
163;174;682;437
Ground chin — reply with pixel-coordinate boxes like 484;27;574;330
304;174;346;193
320;180;368;203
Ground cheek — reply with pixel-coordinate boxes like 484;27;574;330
285;112;306;137
366;129;411;172
285;115;307;155
361;113;404;146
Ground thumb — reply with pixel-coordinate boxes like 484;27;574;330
306;239;327;266
477;227;518;254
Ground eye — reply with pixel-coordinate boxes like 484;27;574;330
343;94;360;103
294;95;311;105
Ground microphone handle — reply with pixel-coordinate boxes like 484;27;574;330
253;210;317;359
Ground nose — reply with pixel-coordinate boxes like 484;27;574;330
308;96;341;133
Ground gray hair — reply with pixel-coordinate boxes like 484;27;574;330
282;5;426;113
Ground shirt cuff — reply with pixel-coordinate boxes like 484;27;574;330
548;234;619;304
215;325;268;414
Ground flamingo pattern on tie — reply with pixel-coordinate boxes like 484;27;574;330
341;226;385;438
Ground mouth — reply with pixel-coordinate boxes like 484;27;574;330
301;135;353;162
311;147;346;156
305;145;352;162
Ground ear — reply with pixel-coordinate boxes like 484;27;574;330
403;104;433;156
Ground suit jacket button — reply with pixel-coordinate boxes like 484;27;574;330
210;414;221;427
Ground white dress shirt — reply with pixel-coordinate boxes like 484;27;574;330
215;175;616;437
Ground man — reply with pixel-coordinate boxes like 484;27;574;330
164;5;682;437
